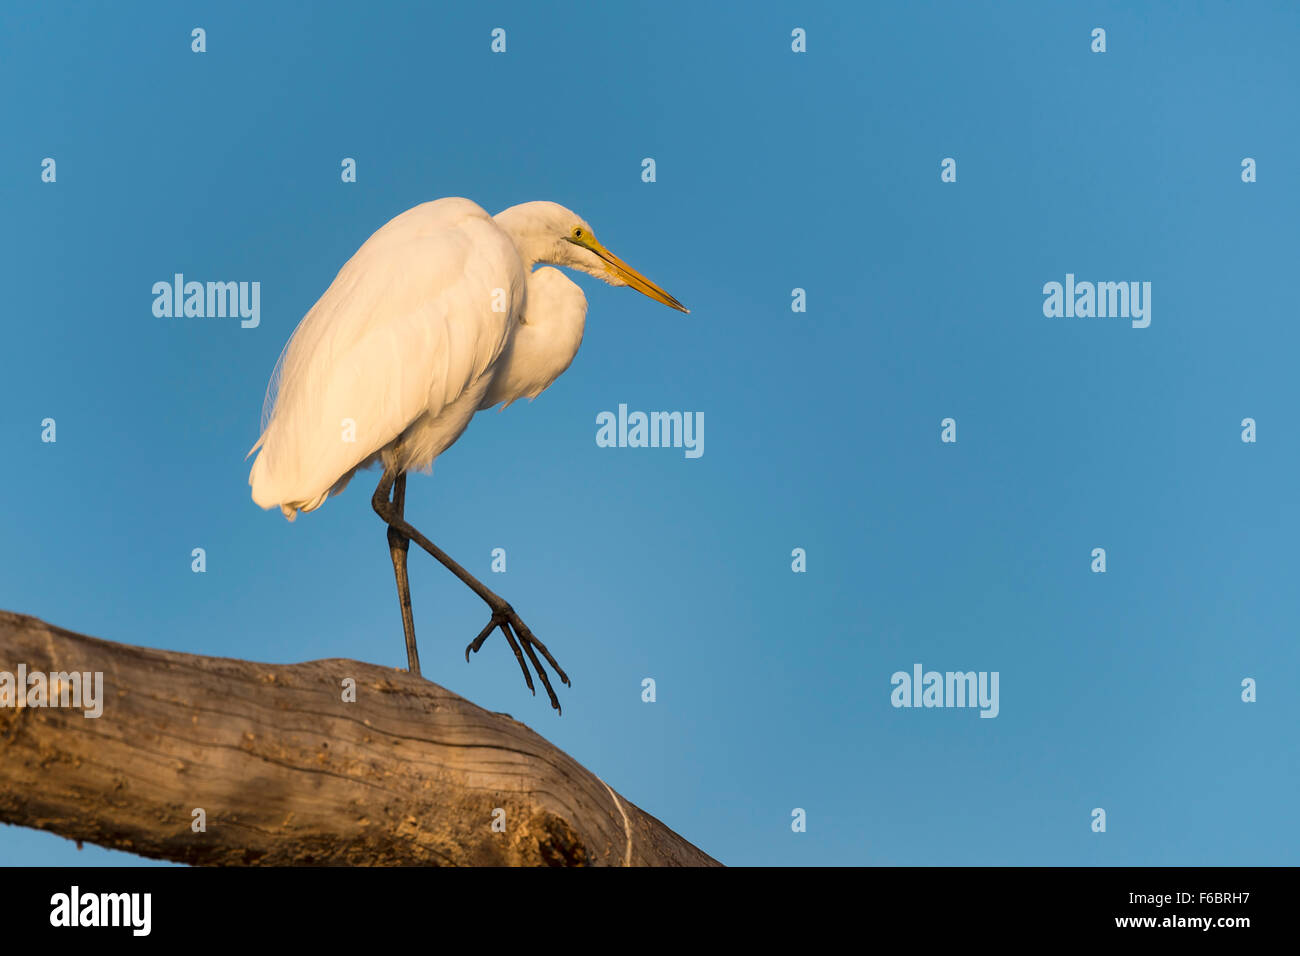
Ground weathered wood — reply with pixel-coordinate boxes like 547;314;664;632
0;610;719;866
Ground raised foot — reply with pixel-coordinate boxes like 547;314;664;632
466;604;570;713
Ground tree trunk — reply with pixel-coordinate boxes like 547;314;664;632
0;610;719;866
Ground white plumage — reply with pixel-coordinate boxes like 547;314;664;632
478;266;587;411
248;197;663;519
245;196;686;705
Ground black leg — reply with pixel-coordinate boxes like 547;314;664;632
371;468;569;712
386;472;421;677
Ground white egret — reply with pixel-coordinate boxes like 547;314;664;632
248;198;688;712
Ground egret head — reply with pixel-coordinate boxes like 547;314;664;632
496;201;689;313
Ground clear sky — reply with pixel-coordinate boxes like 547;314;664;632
1;1;1296;866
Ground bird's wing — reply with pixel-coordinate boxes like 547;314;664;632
249;198;523;515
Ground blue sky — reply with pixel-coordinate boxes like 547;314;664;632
1;1;1297;866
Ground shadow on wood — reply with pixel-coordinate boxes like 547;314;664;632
0;610;719;866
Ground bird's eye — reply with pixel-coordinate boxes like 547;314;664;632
573;227;583;239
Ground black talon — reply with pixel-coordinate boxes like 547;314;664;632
464;608;566;711
371;467;570;713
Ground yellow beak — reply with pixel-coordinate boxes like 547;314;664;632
585;239;690;313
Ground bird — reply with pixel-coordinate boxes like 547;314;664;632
248;198;688;712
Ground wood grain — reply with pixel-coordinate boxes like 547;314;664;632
0;610;719;866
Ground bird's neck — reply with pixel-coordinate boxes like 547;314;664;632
494;203;565;270
477;266;586;411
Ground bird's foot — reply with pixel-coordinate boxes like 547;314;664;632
466;603;570;713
